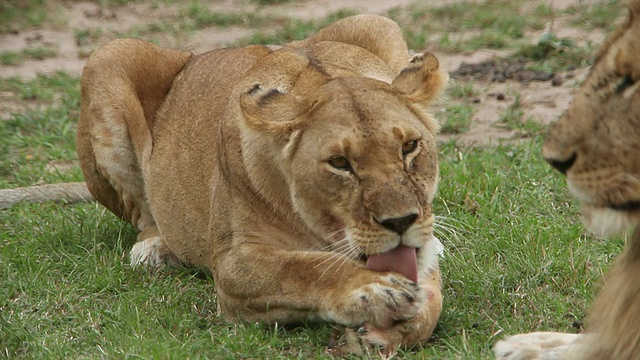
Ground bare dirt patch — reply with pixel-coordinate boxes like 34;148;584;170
442;56;589;145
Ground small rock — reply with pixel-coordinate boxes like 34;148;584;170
496;93;506;101
551;75;563;86
25;33;43;42
84;8;117;20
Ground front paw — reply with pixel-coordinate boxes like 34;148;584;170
493;332;580;360
326;323;406;358
343;273;424;329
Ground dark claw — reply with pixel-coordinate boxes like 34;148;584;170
328;327;345;349
327;336;337;349
402;291;415;303
389;277;401;285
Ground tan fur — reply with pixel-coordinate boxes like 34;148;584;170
494;2;640;359
77;15;448;353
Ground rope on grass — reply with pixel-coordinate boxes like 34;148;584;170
0;182;94;209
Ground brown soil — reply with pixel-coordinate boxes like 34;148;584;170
0;0;603;146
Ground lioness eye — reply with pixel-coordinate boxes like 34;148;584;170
402;140;419;156
328;156;353;172
616;75;636;94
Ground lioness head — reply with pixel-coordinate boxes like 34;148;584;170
543;3;640;236
238;47;447;280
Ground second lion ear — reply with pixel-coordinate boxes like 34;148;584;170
392;52;448;106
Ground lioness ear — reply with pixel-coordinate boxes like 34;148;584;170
240;84;304;136
392;52;448;106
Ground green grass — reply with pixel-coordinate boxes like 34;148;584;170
567;0;624;30
441;104;474;134
436;30;515;53
181;1;275;29
74;28;104;47
514;32;596;71
0;46;58;66
496;95;546;137
433;140;622;345
111;2;280;46
0;73;81;188
390;0;552;50
251;0;295;5
0;72;622;357
0;0;135;34
0;0;627;358
237;9;357;45
0;0;48;33
0;52;21;66
428;0;545;35
0;201;331;358
440;84;477;134
448;83;478;100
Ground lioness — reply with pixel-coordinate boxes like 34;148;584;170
77;15;447;354
494;2;640;359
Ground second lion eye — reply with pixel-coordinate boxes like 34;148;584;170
402;140;419;156
616;75;636;94
328;156;353;172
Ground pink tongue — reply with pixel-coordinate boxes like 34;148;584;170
366;245;418;283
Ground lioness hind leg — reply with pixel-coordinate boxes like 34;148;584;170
87;121;179;267
78;38;189;226
81;101;180;267
77;39;191;267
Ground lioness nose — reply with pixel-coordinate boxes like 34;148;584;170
544;152;577;175
377;213;418;235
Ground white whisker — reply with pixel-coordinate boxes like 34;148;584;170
435;215;470;228
318;237;350;252
331;245;361;278
322;228;348;241
318;250;349;280
433;215;469;242
313;242;351;268
317;240;363;281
